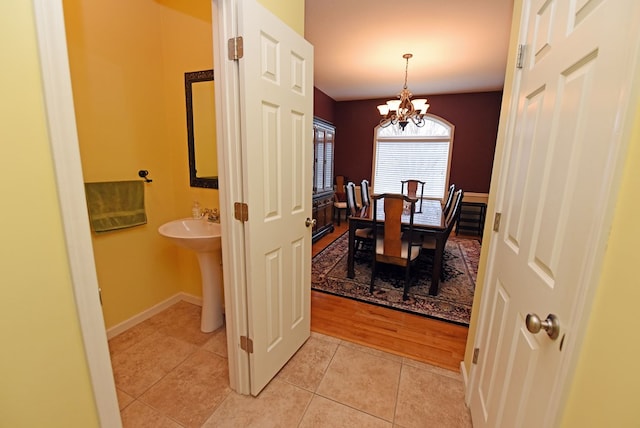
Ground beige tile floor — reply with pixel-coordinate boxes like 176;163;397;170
109;301;472;427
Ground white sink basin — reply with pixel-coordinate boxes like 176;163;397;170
158;218;221;252
159;218;223;332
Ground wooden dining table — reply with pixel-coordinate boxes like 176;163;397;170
347;198;447;296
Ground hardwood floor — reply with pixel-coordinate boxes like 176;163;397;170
311;222;469;372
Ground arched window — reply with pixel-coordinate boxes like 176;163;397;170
372;114;454;200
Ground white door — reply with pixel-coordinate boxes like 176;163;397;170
469;1;640;426
234;0;313;395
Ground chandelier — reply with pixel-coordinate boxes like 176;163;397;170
377;53;429;131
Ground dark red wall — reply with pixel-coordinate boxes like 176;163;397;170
313;87;336;123
324;91;502;194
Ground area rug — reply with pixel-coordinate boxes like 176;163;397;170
312;232;481;325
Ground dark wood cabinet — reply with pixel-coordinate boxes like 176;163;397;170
312;118;335;242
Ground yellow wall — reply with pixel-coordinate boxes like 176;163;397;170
63;0;219;327
258;0;304;35
560;102;640;425
62;0;304;330
0;2;99;426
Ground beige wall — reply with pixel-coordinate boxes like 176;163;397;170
464;0;640;425
1;0;302;425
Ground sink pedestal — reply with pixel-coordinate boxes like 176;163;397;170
158;218;224;333
197;250;224;332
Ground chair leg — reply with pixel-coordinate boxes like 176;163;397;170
370;261;376;294
403;267;411;300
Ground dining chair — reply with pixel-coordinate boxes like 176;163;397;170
346;182;372;251
421;189;464;280
370;193;423;300
335;175;346;194
345;182;359;216
401;179;426;212
333;191;348;225
360;179;371;209
333;175;348;223
443;183;456;217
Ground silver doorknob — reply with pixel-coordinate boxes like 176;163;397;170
305;218;316;227
525;313;560;340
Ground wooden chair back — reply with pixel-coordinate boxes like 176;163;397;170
443;183;456;217
345;181;360;217
401;179;425;211
445;189;464;236
371;193;417;266
371;193;421;300
401;179;425;199
334;175;347;202
360;179;371;208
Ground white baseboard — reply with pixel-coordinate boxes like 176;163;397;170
106;293;202;339
460;360;469;389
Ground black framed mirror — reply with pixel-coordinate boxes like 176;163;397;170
185;69;218;189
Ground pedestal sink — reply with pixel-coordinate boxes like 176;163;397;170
159;218;223;332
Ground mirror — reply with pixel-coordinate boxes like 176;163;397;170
185;69;218;189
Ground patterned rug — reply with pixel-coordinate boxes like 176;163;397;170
312;232;481;325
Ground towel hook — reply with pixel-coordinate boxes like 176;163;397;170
138;170;153;183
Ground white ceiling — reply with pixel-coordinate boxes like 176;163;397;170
305;0;515;101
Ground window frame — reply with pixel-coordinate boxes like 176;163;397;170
371;114;454;201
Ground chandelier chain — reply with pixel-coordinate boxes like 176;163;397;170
402;52;412;89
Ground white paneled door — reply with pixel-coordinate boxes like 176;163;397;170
236;0;314;395
469;0;640;426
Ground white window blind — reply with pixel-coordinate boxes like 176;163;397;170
314;140;325;190
373;116;453;200
324;140;333;190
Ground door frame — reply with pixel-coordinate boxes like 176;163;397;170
33;0;121;426
212;0;252;394
466;0;640;424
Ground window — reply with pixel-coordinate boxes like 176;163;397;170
372;115;454;200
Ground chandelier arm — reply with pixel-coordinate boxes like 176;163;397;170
410;115;426;127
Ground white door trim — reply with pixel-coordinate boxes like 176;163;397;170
212;0;252;394
33;0;121;426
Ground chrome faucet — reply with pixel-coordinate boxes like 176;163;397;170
201;208;220;223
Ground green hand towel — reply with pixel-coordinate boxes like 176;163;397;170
84;180;147;233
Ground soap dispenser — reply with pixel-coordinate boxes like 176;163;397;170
192;201;201;219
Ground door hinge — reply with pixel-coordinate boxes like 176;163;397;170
234;202;249;222
228;36;244;60
493;212;502;232
98;288;103;306
240;335;253;353
516;44;525;69
473;347;480;364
